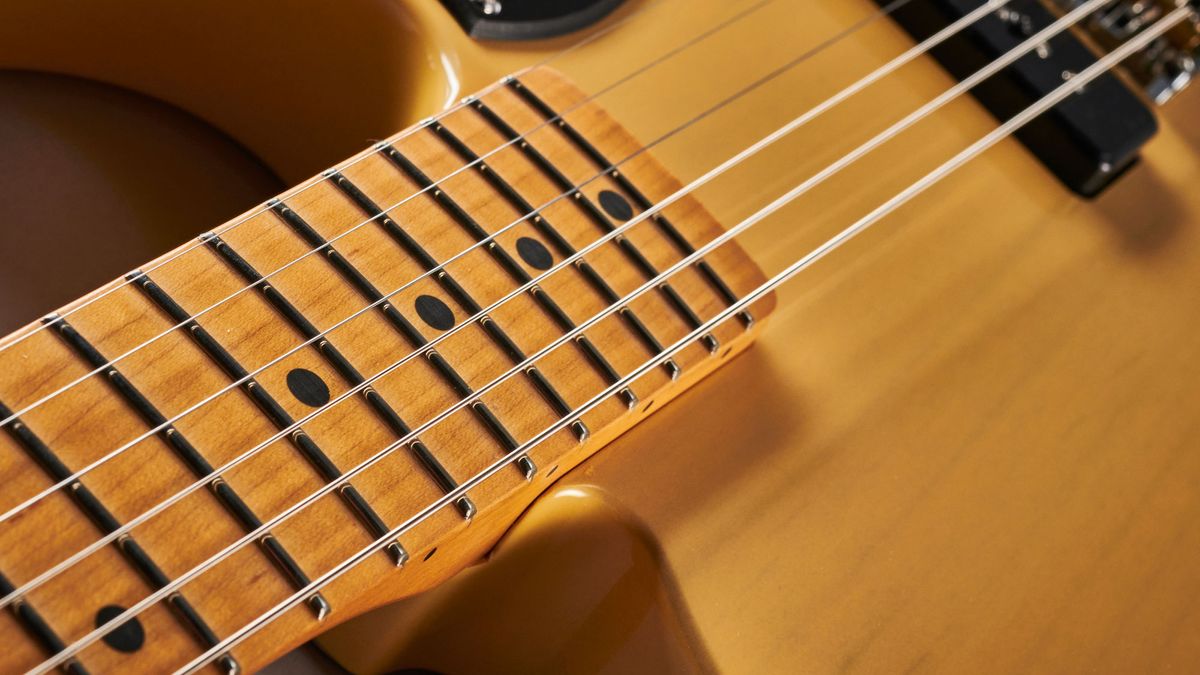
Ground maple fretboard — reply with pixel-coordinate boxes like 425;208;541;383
0;67;772;674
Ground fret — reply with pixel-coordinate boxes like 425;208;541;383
201;233;415;565
466;97;694;375
327;163;591;444
267;199;537;483
425;121;642;408
475;93;720;354
47;318;214;479
44;309;333;616
129;273;358;613
0;569;86;675
0;389;240;675
2;399;163;563
0;66;773;674
505;77;755;331
138;257;476;525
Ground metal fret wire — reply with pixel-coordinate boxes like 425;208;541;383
0;0;788;437
0;0;687;358
160;11;1196;670
0;0;1051;614
29;3;1176;669
0;0;925;527
0;0;1020;611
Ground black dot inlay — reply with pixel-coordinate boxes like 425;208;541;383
415;295;455;331
598;190;634;221
516;236;553;271
95;605;145;653
287;368;330;407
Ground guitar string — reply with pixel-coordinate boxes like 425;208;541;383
0;0;1071;614
0;0;871;473
0;0;931;527
23;1;1167;667
4;2;1104;653
0;0;1025;611
0;0;794;431
156;10;1200;671
0;0;688;357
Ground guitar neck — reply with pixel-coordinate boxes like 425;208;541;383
0;67;772;673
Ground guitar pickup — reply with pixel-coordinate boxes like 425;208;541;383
438;0;627;40
877;0;1161;197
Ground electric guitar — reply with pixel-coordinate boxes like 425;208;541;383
0;0;1197;673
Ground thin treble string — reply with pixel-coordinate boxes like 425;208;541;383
21;0;1149;661
0;0;784;433
0;0;682;357
0;0;1032;611
159;10;1197;671
0;0;921;528
0;0;782;412
0;0;1017;614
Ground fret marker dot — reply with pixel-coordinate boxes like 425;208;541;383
516;237;553;270
287;368;330;407
598;190;634;221
416;295;455;331
95;605;144;653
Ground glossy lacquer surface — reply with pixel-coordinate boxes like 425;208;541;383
2;0;1200;672
319;2;1200;673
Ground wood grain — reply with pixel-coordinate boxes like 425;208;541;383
0;67;772;674
310;3;1200;670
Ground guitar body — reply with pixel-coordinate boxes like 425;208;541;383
2;1;1199;673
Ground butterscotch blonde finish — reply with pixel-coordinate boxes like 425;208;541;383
1;0;1199;673
0;66;770;673
323;89;1200;675
314;2;1200;675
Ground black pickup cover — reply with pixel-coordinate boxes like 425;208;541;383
439;0;627;41
878;0;1159;196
